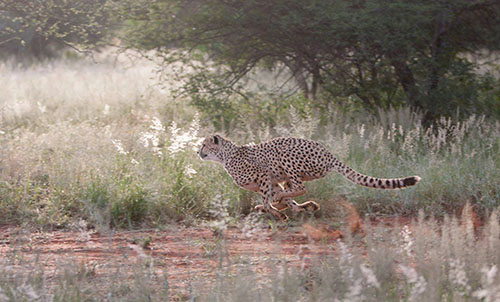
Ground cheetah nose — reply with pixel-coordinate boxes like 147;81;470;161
199;152;207;159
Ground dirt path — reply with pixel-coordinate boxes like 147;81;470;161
0;223;349;293
0;210;421;300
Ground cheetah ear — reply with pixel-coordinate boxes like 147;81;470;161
213;135;219;145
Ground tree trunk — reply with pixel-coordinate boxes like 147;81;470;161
310;64;321;101
285;60;310;99
391;59;419;106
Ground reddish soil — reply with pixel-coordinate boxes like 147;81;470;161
5;200;466;298
0;223;350;295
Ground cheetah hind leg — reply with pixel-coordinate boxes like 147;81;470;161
254;200;289;212
296;200;320;212
254;199;320;213
277;182;319;212
253;204;288;220
286;199;320;212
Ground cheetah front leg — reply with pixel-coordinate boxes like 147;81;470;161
254;183;292;213
258;173;288;221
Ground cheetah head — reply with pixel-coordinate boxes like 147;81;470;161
198;134;232;163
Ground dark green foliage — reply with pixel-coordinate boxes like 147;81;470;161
122;0;500;122
0;0;112;59
111;184;148;228
82;178;112;228
1;0;499;119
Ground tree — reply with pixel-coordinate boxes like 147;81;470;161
0;0;111;59
123;0;500;121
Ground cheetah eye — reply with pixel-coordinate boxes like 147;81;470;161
213;135;219;145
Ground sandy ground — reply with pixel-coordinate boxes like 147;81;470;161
0;209;419;299
0;223;344;294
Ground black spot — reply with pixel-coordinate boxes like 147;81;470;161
386;180;391;186
378;180;382;186
369;178;374;183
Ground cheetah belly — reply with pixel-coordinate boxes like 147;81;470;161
242;182;260;192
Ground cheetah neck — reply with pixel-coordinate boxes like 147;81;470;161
219;141;240;165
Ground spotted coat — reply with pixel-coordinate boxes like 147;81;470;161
199;134;421;221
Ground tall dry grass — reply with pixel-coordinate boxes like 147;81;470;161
0;57;499;301
0;58;499;229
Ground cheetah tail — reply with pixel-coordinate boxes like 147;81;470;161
330;158;421;189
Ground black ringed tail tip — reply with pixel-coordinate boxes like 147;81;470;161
403;176;421;186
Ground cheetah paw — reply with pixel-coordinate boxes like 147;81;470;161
301;201;320;212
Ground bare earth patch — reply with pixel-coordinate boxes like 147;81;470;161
0;222;359;297
0;205;483;300
9;190;466;300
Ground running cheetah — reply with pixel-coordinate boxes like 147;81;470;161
199;134;421;221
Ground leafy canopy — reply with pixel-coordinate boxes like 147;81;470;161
123;0;500;121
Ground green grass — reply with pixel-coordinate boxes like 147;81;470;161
1;58;500;301
0;59;499;229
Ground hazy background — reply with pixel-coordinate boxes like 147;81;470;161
1;1;500;301
1;0;499;227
